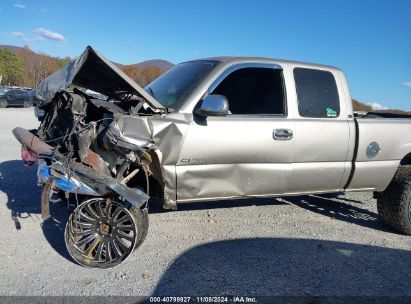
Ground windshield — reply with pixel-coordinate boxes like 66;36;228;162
146;60;218;109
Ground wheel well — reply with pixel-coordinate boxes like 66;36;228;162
119;150;165;206
400;153;411;166
148;176;164;199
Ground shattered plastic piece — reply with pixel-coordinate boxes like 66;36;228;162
54;178;78;192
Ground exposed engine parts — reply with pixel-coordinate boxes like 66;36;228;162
12;46;180;268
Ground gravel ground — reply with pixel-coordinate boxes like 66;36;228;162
0;108;410;297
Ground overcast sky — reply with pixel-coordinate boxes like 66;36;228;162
0;0;410;110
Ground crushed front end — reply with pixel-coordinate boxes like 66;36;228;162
12;46;166;268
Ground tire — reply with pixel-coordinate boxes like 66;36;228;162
23;101;32;108
0;100;7;108
65;198;149;268
132;206;149;250
377;165;411;235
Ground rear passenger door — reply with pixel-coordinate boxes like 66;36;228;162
177;63;295;201
290;67;350;193
7;91;18;105
16;91;27;104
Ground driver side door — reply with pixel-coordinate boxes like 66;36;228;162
176;63;295;202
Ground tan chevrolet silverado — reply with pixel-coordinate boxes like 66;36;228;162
13;46;411;268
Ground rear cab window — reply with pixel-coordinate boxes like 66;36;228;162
294;68;340;118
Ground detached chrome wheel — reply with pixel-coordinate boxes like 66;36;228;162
65;198;145;268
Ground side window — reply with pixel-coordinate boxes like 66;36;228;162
212;67;285;115
294;68;340;118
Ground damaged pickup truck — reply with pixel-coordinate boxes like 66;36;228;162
13;46;411;268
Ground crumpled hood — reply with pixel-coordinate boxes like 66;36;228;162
35;46;165;110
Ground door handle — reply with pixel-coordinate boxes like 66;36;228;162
273;129;293;140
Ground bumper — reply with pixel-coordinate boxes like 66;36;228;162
37;159;100;196
13;127;149;208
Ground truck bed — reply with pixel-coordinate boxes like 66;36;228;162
346;116;411;191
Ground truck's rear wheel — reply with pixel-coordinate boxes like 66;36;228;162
65;198;148;268
377;165;411;235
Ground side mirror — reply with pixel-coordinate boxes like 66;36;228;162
195;94;229;117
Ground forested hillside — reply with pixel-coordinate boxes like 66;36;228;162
0;45;173;89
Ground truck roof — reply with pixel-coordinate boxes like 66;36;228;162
187;56;341;72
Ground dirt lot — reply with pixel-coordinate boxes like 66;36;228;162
0;108;410;297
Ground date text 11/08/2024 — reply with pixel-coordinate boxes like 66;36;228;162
149;296;257;303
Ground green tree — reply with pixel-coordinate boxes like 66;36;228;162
0;64;4;84
0;49;24;86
